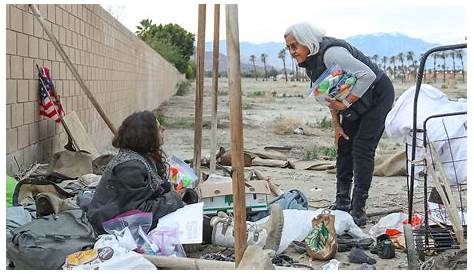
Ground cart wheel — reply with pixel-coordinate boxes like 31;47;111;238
403;224;419;270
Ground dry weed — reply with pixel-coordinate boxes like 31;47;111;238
272;115;303;135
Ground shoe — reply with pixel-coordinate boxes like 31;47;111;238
350;192;369;227
370;234;395;259
330;180;352;212
349;247;377;265
338;234;374;252
210;204;284;252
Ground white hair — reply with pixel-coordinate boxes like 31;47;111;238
284;22;326;56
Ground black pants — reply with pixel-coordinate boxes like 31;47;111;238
336;74;395;206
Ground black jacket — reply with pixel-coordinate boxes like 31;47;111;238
87;158;183;234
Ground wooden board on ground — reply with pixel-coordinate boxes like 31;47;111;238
62;111;99;158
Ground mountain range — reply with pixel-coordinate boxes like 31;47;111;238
202;32;464;73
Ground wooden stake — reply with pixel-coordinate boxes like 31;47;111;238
426;141;465;249
209;4;220;174
225;4;247;266
29;4;117;136
193;4;206;183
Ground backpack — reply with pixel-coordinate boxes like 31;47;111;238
6;209;97;269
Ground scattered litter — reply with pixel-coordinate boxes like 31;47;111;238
348;247;376;265
322;258;340;270
293;127;305;135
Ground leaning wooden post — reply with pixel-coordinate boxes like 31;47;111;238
225;4;247;265
29;4;117;136
209;4;220;174
193;4;206;183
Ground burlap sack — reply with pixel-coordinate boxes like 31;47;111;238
305;209;337;260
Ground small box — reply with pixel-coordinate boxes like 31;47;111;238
196;176;271;215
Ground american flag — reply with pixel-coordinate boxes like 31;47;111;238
37;65;64;123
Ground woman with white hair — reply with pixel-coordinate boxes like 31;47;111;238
284;22;395;226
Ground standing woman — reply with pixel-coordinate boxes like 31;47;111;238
284;22;394;226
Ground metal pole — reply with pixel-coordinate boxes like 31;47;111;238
193;4;206;182
209;4;220;174
29;4;117;136
225;4;247;265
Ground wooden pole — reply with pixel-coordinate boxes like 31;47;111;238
209;4;220;174
193;4;206;183
29;4;117;136
225;4;247;266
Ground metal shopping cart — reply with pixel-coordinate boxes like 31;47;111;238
403;43;467;270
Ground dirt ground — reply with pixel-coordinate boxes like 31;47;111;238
156;77;467;270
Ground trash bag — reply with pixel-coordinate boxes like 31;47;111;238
305;209;337;260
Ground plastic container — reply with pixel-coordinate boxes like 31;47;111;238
306;64;357;105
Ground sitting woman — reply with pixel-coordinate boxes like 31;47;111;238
87;111;184;234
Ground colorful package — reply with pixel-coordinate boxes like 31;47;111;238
306;64;357;105
169;155;198;192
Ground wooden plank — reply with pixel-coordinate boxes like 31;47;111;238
209;4;220;174
426;141;465;248
62;111;99;158
192;4;206;184
225;4;247;265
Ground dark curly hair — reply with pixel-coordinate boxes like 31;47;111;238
112;111;168;179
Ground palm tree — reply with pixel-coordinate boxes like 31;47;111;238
440;52;447;83
406;51;415;81
433;53;438;83
450;50;456;80
382;56;388;73
389;56;396;81
249;54;258;81
278;48;288;82
290;57;295;81
455;49;465;83
371;54;379;66
260;53;268;81
397;53;405;82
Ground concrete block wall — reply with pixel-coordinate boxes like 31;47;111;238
5;4;185;175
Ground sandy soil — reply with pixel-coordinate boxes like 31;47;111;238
157;77;466;270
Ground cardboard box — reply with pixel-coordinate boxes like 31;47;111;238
196;176;271;215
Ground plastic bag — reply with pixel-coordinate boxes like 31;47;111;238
305;209;337;260
147;223;186;257
169;155;198;191
306;64;357;105
369;212;422;238
102;210;153;251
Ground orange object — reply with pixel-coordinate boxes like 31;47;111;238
339;84;349;92
402;214;422;227
331;70;343;76
385;228;402;237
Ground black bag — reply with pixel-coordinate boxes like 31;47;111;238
6;209;97;269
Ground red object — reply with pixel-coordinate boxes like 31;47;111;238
170;166;179;176
402;214;423;227
331;70;343;76
37;65;64;123
385;228;401;237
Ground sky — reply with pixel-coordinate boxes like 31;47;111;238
104;0;468;45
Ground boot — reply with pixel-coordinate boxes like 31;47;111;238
210;204;284;252
329;180;352;212
350;192;368;227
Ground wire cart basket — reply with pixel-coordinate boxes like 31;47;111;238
403;43;467;270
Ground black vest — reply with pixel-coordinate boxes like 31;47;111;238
299;36;384;84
